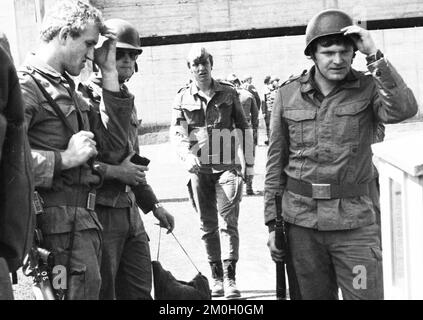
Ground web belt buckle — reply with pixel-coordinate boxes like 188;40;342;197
33;191;44;215
311;184;331;200
87;191;96;211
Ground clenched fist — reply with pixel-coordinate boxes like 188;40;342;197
61;131;98;169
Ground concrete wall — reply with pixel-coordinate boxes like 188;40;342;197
91;0;423;36
13;0;57;64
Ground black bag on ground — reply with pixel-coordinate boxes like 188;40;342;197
152;260;211;300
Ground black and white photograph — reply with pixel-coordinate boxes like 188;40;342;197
0;0;422;312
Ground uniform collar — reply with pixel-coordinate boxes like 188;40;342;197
190;78;224;96
300;66;361;93
24;52;70;84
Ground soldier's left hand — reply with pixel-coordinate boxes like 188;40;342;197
153;206;175;234
94;30;117;73
341;25;378;56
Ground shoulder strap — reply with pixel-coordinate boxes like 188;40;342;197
23;71;77;135
278;69;308;88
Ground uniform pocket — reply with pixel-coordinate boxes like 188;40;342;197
182;103;203;127
218;170;243;204
333;99;369;144
66;265;87;300
40;101;76;118
284;109;317;146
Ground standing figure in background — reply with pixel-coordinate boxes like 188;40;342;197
241;75;261;112
227;73;259;195
171;45;253;299
262;76;278;145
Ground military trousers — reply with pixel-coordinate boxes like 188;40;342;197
190;170;243;263
44;228;102;300
287;222;383;300
96;205;152;300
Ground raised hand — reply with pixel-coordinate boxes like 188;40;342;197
341;25;378;56
94;30;118;74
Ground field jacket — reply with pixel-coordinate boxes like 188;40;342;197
264;58;418;231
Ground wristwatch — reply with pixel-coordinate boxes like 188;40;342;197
154;203;163;210
366;49;384;65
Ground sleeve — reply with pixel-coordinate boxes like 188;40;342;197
132;182;159;214
130;109;159;214
249;84;261;111
232;89;254;166
79;82;134;165
18;71;57;188
262;92;268;114
250;94;259;130
170;92;192;162
369;58;418;123
264;88;289;225
97;87;134;151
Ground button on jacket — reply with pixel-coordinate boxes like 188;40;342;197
264;58;418;231
171;79;250;174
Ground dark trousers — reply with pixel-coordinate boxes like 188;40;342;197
96;205;152;300
44;228;102;300
264;111;271;140
0;258;13;300
288;223;383;300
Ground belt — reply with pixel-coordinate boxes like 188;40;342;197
35;188;96;212
286;177;371;200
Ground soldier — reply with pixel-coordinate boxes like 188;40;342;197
264;9;418;299
241;74;261;112
79;18;174;300
18;1;133;299
170;45;253;299
262;76;278;145
0;33;34;300
227;74;259;195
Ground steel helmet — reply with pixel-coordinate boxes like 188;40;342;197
105;19;143;54
304;9;354;56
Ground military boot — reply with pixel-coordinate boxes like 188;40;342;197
210;261;224;297
223;260;241;299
